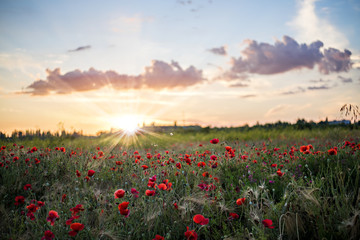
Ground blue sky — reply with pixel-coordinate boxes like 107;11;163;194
0;0;359;134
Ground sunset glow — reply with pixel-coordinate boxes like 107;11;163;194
110;114;141;135
0;0;359;135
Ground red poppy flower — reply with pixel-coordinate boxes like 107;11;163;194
114;189;125;199
193;214;209;225
142;165;149;170
173;202;178;209
328;148;337;155
118;202;130;217
277;169;285;177
118;202;129;210
69;223;85;236
197;162;206;167
228;212;239;220
145;190;156;196
184;226;198;240
76;170;81;177
236;197;246;206
262;219;274;229
70;204;84;216
202;172;211;178
210;138;219;144
23;184;32;190
66;215;80;225
62;194;67;202
26;204;38;213
158;183;167;190
176;162;182;169
153;235;165;240
210;155;217;161
299;145;309;153
37;201;45;207
47;210;60;226
14;196;25;206
88;170;95;177
41;230;55;240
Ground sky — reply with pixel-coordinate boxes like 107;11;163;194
0;0;359;135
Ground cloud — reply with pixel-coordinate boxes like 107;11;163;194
239;94;256;98
208;46;227;56
22;60;205;96
177;0;192;5
280;87;306;95
229;82;249;88
338;76;352;83
307;84;331;90
68;45;91;52
288;0;349;49
318;48;352;74
265;104;290;117
228;36;352;75
142;60;204;89
309;78;330;83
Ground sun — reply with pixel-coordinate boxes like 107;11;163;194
111;114;142;135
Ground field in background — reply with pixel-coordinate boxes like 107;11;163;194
1;127;359;239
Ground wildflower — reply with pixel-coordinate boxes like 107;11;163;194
130;188;139;198
328;148;337;155
41;230;55;240
158;183;167;190
193;214;209;225
236;198;246;206
114;189;125;199
228;212;239;220
69;223;85;236
197;162;206;167
66;215;80;225
70;204;84;216
210;138;219;144
88;170;95;177
176;162;182;169
62;194;67;202
277;169;285;177
118;202;130;217
14;196;25;206
26;203;38;213
262;219;275;229
202;172;211;178
76;170;81;177
145;190;156;196
210;155;217;161
173;202;178;209
184;226;198;240
37;201;45;207
153;235;165;240
23;184;32;190
46;210;60;226
142;165;149;170
299;145;309;153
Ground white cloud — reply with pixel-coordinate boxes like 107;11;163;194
288;0;349;49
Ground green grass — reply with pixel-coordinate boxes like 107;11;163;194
0;127;359;239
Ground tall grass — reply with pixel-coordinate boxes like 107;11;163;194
0;128;359;239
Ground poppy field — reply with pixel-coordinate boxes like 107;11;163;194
1;128;360;240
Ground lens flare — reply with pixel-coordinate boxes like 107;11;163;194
111;115;141;135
